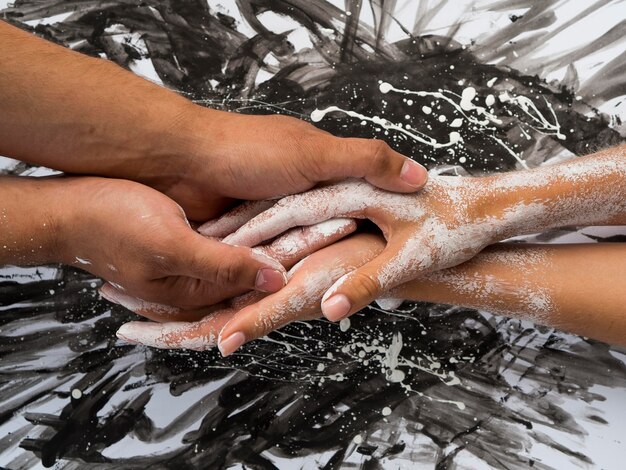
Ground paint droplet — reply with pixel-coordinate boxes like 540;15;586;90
353;434;363;444
71;389;82;399
449;131;462;144
485;94;495;107
422;105;432;114
382;406;392;416
339;318;351;332
387;369;406;383
310;109;325;122
460;87;477;111
317;363;325;372
438;114;447;122
450;118;463;128
459;156;467;164
379;82;392;94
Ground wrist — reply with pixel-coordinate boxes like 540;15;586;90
0;177;73;266
126;102;224;193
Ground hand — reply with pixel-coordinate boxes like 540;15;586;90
98;218;357;323
214;176;505;321
114;233;384;354
0;21;427;222
147;109;428;221
58;177;292;309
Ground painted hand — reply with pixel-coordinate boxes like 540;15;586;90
114;233;383;354
60;177;293;309
100;218;357;323
213;176;503;321
152;109;428;220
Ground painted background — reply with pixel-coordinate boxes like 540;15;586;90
0;1;625;468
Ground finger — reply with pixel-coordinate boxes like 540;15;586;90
223;180;369;247
320;241;411;321
115;308;236;350
99;283;220;322
174;232;288;294
319;137;428;192
115;288;268;349
258;218;357;268
216;273;328;357
217;233;387;356
197;200;276;238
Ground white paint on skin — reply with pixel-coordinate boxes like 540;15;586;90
117;321;216;350
75;257;91;265
100;284;180;317
266;218;355;258
426;248;556;322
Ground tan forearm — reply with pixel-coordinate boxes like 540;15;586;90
484;146;626;236
0;20;198;182
391;243;626;346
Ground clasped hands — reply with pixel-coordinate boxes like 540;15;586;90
102;115;519;356
49;109;431;354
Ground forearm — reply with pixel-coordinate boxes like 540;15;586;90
485;145;626;235
0;20;200;184
0;176;69;266
392;243;626;346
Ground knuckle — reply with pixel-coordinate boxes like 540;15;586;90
368;140;392;172
300;135;335;181
353;272;382;300
214;258;245;287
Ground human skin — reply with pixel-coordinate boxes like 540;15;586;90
214;146;626;337
0;19;427;223
114;233;626;352
0;175;289;305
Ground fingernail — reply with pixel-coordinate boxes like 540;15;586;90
197;220;217;236
99;283;121;304
251;248;284;272
116;325;139;344
400;159;427;187
218;331;245;357
255;268;286;292
322;294;351;322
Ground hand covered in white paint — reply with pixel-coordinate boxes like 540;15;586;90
114;232;383;354
100;218;357;323
214;176;504;321
61;177;294;309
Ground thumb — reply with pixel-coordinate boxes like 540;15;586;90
174;232;287;294
322;137;428;192
320;245;406;322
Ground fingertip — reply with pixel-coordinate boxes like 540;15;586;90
399;159;428;190
321;294;351;322
255;268;287;292
116;322;142;345
197;219;219;237
218;331;246;357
